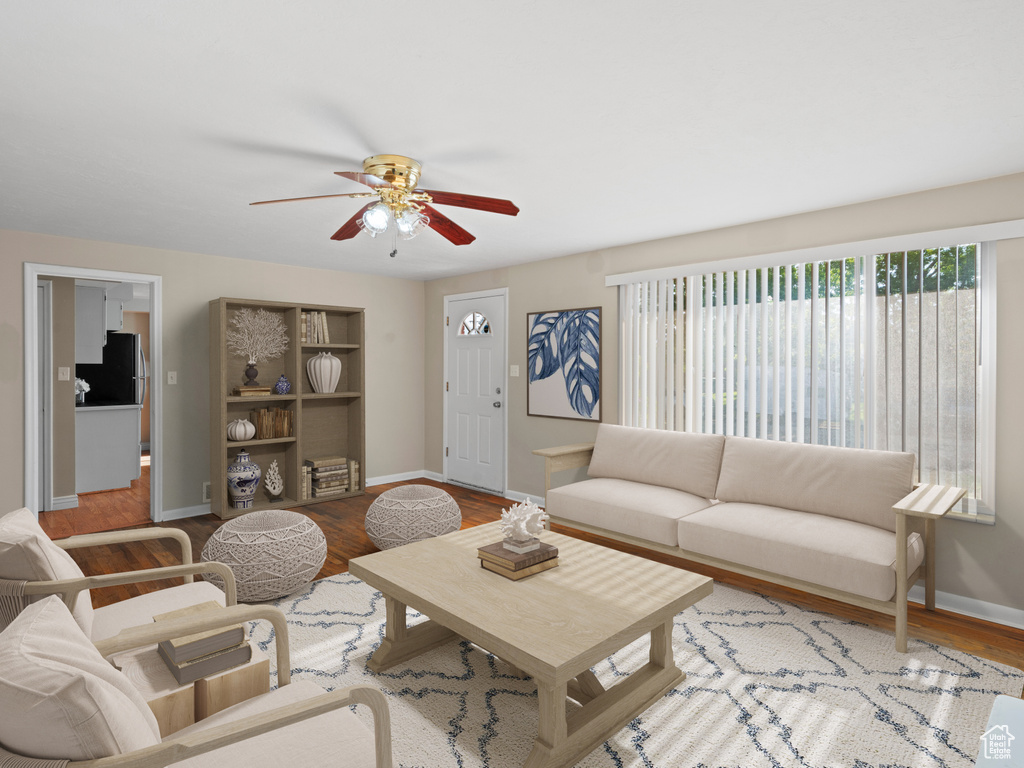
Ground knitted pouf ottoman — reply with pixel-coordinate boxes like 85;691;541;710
201;509;327;602
365;485;461;550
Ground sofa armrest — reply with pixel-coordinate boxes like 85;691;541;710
891;483;966;651
55;528;196;584
92;603;289;685
532;443;595;495
69;685;392;768
892;483;966;519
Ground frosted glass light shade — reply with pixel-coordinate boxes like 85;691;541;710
396;210;429;240
360;203;391;236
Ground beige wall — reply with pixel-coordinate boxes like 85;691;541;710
47;277;76;499
424;172;1024;613
2;229;426;516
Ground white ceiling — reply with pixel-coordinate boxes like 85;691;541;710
3;1;1023;281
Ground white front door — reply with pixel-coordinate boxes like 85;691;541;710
446;293;506;494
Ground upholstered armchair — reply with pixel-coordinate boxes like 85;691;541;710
0;508;236;643
0;596;392;768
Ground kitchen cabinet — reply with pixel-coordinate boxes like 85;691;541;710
75;404;142;493
105;295;123;331
75;285;106;363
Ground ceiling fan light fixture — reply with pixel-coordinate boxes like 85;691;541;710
396;209;429;240
359;202;391;236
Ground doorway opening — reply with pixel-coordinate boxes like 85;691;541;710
23;263;162;530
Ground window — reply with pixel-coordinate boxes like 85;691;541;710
458;312;491;335
619;243;994;515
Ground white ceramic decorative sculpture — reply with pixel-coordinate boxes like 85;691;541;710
264;459;284;500
500;498;549;553
226;418;256;441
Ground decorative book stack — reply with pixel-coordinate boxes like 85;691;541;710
300;310;331;344
304;456;350;497
232;386;272;397
477;541;559;581
154;601;251;686
251;407;293;439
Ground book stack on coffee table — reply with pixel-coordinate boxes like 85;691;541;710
154;601;252;686
477;541;559;581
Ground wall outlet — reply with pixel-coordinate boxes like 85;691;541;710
167;371;178;385
510;364;520;377
202;481;211;503
57;367;71;381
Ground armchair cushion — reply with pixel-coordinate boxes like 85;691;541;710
0;507;94;636
91;579;228;643
170;679;378;768
0;596;160;761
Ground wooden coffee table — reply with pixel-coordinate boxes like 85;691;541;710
349;522;712;768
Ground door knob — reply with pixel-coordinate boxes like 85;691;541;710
493;401;502;408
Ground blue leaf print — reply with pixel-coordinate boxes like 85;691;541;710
557;309;600;417
528;313;561;382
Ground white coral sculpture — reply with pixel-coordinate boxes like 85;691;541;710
500;498;548;541
264;459;284;498
226;308;289;365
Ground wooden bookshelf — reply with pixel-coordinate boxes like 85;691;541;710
209;298;365;519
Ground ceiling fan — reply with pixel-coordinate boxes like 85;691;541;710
250;154;519;247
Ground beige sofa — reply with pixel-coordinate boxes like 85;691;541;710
535;424;965;652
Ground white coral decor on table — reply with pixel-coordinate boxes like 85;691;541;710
500;498;548;553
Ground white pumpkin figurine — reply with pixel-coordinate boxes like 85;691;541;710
226;418;256;441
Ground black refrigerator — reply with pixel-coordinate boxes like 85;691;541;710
76;331;147;406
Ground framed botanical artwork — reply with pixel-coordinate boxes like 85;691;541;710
527;307;601;421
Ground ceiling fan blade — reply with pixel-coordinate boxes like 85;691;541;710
330;202;374;241
417;189;520;216
422;204;476;246
250;192;369;205
335;171;392;189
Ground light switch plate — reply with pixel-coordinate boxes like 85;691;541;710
510;364;520;377
57;367;71;381
167;371;178;385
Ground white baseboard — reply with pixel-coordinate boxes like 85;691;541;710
910;585;1024;630
506;488;544;505
158;503;211;522
366;470;442;486
50;495;79;511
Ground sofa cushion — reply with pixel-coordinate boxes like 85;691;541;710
588;424;726;499
715;437;915;532
547;477;714;547
677;502;924;601
170;679;377;768
0;507;94;636
0;596;161;761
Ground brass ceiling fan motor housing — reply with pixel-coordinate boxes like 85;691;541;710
363;155;422;190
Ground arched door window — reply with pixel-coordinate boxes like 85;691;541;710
458;311;491;335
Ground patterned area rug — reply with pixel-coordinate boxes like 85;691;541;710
247;575;1023;767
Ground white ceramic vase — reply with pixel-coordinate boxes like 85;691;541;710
226;418;256;441
306;351;341;393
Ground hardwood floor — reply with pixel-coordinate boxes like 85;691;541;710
42;478;1024;673
39;460;151;538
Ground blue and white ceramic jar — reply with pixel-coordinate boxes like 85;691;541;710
274;375;291;395
226;451;262;509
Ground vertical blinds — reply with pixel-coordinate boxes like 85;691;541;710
619;245;985;502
